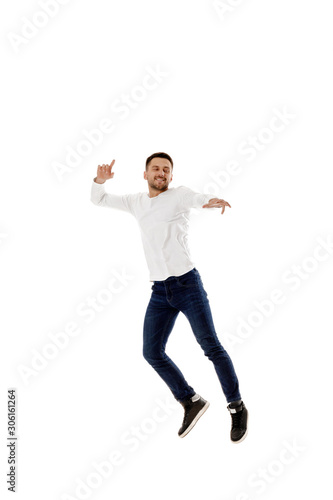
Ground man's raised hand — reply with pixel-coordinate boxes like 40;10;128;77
96;160;116;183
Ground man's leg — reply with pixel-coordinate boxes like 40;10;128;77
177;271;241;404
175;269;248;442
143;280;211;438
142;282;196;402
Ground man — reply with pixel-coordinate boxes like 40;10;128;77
90;152;248;442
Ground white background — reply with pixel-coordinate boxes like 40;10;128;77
1;1;332;499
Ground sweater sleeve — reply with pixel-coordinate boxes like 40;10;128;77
177;186;216;210
90;179;134;215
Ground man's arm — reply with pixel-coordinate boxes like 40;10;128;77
90;160;134;214
178;186;231;215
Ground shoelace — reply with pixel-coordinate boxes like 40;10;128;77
231;409;244;428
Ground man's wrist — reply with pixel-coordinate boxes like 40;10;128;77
93;177;105;184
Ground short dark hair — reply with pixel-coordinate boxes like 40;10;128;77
145;152;173;171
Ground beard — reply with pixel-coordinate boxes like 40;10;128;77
148;177;169;192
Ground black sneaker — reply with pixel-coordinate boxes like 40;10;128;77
227;401;248;443
178;394;210;438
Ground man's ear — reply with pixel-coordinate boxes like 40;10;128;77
143;171;147;180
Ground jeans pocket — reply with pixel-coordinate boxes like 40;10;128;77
176;272;199;288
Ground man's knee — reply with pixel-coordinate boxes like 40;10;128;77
143;345;163;364
203;343;226;360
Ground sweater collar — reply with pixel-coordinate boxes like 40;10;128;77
147;188;172;199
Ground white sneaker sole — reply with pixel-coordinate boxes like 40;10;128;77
179;401;210;438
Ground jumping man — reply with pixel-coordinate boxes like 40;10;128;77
90;152;248;442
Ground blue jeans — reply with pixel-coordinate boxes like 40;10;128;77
143;268;241;403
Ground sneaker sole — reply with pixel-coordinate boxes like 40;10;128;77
179;401;210;438
231;411;249;444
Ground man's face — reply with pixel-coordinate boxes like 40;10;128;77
144;158;173;192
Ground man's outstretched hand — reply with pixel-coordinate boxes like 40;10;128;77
202;198;231;215
95;160;116;183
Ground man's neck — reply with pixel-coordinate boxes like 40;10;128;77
148;187;169;198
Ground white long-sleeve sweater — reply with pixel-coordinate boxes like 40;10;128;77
90;179;215;281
